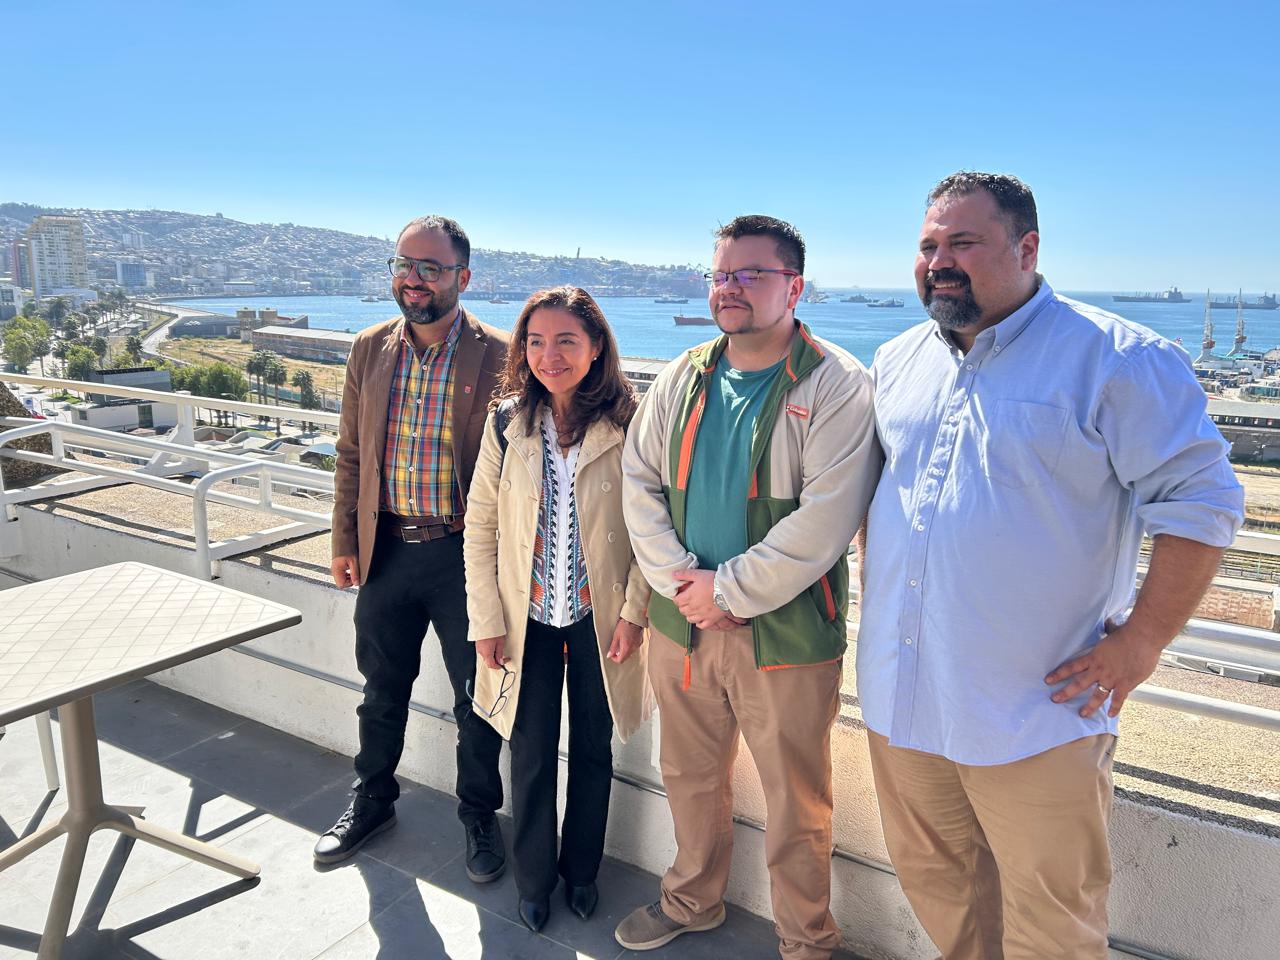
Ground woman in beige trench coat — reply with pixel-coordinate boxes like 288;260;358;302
463;286;652;933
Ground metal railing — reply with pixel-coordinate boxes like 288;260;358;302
4;374;1280;733
1;371;340;442
0;412;333;580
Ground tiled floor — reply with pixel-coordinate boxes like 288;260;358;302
0;681;861;960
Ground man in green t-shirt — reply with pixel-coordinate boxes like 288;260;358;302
618;215;882;959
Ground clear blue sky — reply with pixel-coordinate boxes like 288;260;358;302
6;0;1276;290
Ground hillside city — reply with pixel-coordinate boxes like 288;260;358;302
0;202;708;299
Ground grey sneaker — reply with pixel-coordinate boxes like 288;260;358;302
614;900;726;951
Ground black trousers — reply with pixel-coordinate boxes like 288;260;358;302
352;525;503;826
510;614;613;900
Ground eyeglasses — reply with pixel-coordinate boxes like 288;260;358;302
704;268;801;288
465;663;515;719
387;256;467;282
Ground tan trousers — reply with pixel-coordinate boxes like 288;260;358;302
867;731;1115;960
649;625;842;960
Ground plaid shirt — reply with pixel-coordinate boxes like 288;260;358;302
380;309;464;518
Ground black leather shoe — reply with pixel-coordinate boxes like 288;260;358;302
464;816;506;883
566;881;598;920
518;896;550;932
313;799;395;864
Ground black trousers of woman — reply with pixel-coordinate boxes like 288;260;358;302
510;613;614;901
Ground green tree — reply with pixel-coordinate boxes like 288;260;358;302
245;350;270;403
2;326;35;372
4;316;51;375
43;297;69;328
123;335;144;365
64;345;99;381
291;369;319;410
90;335;109;361
265;355;287;404
201;362;250;403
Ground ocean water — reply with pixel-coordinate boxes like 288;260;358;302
172;291;1280;368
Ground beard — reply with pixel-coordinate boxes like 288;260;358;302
923;268;982;330
395;282;459;326
712;298;782;334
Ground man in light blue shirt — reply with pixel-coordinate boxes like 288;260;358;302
860;172;1244;959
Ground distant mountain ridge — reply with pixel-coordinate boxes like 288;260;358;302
0;203;707;298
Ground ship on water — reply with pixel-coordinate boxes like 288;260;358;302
1113;286;1190;303
673;314;716;326
654;295;689;304
866;298;905;308
1210;290;1278;311
842;293;871;303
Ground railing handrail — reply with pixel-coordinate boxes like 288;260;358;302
0;417;333;479
3;408;1279;732
0;416;333;580
3;372;341;425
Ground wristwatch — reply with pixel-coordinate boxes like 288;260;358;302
712;572;732;614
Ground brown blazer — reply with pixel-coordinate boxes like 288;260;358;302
332;309;510;578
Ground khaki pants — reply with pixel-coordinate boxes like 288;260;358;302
867;731;1115;960
649;625;842;960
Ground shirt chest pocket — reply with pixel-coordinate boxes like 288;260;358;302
982;399;1070;489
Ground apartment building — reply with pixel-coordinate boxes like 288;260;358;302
26;215;88;299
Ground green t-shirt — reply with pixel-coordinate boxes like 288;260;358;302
684;354;783;569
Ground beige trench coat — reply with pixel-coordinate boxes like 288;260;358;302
463;405;653;742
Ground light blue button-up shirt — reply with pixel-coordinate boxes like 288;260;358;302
858;282;1244;765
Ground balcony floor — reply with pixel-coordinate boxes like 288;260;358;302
0;680;864;960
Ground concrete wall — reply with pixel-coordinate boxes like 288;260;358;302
5;504;1280;960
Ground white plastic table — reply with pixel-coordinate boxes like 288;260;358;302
0;561;301;959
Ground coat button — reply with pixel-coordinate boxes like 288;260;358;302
601;481;612;492
607;532;617;543
501;480;511;491
612;582;623;593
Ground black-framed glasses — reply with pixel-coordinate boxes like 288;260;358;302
465;663;515;719
703;268;800;288
387;256;467;282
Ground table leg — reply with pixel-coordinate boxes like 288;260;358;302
27;696;261;958
36;829;90;960
111;814;259;879
0;821;65;872
33;696;101;960
35;712;60;792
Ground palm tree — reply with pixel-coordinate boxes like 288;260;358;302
245;351;268;403
291;369;316;406
43;297;69;327
265;356;287;404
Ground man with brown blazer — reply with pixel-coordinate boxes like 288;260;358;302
314;216;510;882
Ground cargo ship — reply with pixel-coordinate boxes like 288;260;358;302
1113;287;1190;303
654;295;689;304
1210;292;1278;311
866;298;905;308
673;314;716;326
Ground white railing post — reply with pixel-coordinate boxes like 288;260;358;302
169;391;197;446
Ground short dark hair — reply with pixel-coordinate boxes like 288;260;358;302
714;215;805;274
927;172;1038;242
397;215;471;266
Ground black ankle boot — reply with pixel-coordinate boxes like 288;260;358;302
518;896;550;932
565;881;598;920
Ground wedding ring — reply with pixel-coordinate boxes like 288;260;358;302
1096;683;1113;695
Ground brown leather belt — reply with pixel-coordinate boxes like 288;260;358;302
379;512;465;542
